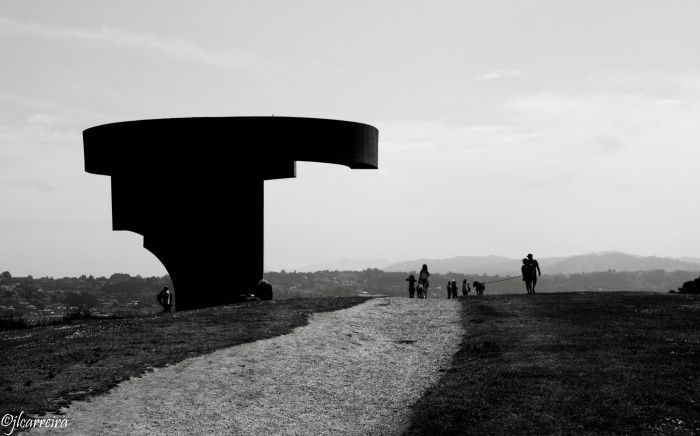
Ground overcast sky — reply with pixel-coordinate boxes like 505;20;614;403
2;1;700;276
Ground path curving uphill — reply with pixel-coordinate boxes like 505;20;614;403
31;297;464;435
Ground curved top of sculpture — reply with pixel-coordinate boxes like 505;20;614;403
84;116;378;180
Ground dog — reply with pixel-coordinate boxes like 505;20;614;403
472;281;486;296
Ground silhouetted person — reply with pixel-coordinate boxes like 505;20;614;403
406;274;417;298
256;279;273;301
416;282;425;299
473;281;485;296
418;264;430;297
521;258;533;294
445;280;457;299
462;279;470;296
156;286;172;313
527;253;541;293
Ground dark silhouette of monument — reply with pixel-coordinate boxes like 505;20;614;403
84;117;378;311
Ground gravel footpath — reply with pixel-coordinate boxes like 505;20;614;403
31;297;464;435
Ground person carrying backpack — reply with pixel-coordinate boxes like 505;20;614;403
526;253;542;294
418;264;430;297
156;286;172;312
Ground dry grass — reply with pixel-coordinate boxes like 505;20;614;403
4;292;698;435
0;297;369;423
28;298;464;435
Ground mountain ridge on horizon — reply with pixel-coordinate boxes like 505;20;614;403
292;257;394;273
290;251;700;275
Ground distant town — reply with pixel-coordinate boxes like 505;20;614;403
0;272;171;321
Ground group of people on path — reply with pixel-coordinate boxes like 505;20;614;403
445;279;485;298
406;264;431;298
405;253;542;298
405;264;484;299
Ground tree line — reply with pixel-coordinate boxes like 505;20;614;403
265;268;700;298
0;272;172;317
1;268;697;318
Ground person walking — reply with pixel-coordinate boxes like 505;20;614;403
526;253;542;294
462;279;470;296
521;258;533;294
418;264;430;298
450;280;459;299
406;274;417;298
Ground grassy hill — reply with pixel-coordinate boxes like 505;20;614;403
1;292;698;434
406;292;699;435
0;297;370;421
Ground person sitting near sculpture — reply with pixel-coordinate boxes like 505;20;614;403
256;279;273;301
156;286;172;312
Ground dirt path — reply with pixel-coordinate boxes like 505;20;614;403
31;297;464;435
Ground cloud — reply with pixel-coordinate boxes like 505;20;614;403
378;121;541;158
26;114;58;126
0;93;108;125
651;99;686;107
0;120;82;190
502;72;700;196
593;134;625;153
0;15;261;68
476;69;523;80
380;140;437;156
374;72;700;207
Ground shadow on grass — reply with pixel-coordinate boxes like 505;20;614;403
404;292;700;435
0;296;371;422
0;307;133;331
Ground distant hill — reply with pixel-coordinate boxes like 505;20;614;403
296;258;394;272
382;252;700;275
546;252;700;274
383;256;520;275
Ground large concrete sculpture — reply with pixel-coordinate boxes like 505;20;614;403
84;117;378;311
